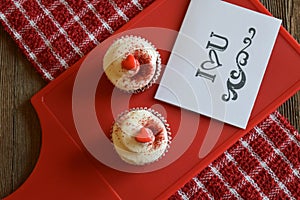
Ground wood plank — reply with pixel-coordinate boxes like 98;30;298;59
0;26;45;198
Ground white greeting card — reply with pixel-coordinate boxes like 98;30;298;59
155;0;282;129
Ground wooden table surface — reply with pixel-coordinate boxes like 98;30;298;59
0;0;299;198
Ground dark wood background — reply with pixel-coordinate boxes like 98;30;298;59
0;0;299;198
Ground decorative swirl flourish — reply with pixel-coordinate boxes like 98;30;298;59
222;28;256;102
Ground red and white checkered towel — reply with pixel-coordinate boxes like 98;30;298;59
170;111;300;199
0;0;154;80
1;1;299;199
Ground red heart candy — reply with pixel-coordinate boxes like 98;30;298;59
121;54;139;70
135;127;153;143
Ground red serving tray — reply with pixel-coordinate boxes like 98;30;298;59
5;0;300;199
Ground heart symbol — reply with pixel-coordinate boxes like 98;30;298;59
201;49;222;70
135;127;154;143
122;54;140;70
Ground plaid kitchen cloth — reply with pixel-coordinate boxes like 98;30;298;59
170;111;300;199
0;0;155;81
1;0;299;199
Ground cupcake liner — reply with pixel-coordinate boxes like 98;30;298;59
103;35;162;94
110;107;171;166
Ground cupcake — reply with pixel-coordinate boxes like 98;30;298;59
103;35;161;93
111;108;171;165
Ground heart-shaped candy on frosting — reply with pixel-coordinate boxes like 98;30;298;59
121;54;140;70
135;127;154;143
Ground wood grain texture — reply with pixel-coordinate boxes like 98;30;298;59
0;26;46;198
0;0;299;198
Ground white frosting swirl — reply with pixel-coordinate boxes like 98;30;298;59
103;36;160;92
111;109;169;165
